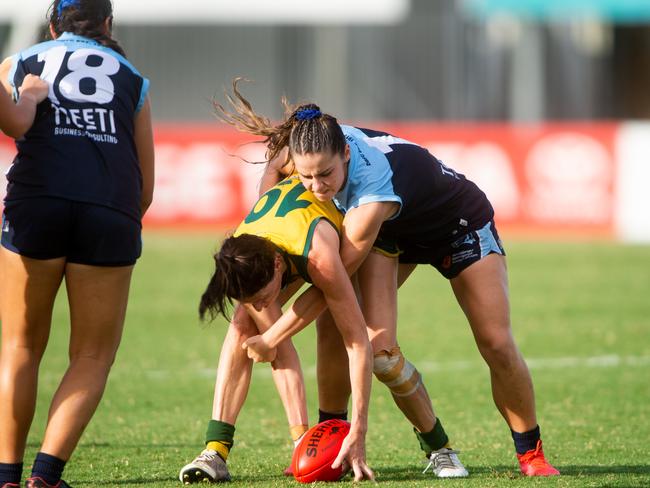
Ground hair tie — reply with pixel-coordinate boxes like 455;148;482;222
57;0;80;17
295;108;321;121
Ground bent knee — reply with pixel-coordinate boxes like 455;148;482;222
69;351;117;371
373;347;422;397
1;341;48;365
230;306;257;337
475;333;521;367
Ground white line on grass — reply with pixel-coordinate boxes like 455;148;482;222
144;353;650;379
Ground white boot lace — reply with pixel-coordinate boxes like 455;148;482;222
423;448;462;474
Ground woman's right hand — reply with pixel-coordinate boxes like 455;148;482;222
242;334;278;362
18;74;49;104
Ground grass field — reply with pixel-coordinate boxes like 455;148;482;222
24;231;650;487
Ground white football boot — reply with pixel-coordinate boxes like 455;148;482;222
423;447;469;478
179;449;231;484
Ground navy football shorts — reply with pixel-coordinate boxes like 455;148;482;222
1;197;142;266
373;219;505;279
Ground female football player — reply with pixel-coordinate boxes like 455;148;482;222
0;75;49;138
222;79;559;478
0;1;154;487
179;176;374;483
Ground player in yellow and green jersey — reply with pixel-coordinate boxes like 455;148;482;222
179;176;374;484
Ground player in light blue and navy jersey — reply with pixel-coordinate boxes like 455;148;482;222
0;2;154;488
337;125;495;272
213;80;560;479
6;29;149;222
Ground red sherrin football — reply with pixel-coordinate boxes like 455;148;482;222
291;419;351;483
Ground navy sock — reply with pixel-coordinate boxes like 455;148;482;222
0;462;23;485
318;409;347;423
31;452;66;486
511;425;541;454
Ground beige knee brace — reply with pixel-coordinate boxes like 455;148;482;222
373;347;422;397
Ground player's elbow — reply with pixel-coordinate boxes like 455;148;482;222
1;122;28;139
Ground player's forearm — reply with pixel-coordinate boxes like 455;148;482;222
262;285;327;348
1;95;37;138
347;341;372;436
324;294;372;435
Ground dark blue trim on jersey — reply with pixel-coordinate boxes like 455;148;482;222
10;33;149;112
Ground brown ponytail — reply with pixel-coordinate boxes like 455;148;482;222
213;78;346;167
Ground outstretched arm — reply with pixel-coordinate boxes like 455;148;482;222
304;221;375;481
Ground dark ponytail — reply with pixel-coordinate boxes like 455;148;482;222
48;0;126;56
199;234;278;322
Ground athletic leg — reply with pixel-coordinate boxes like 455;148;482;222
358;252;467;476
0;249;65;463
211;303;308;432
450;253;535;431
183;297;309;483
450;253;558;475
358;253;437;430
38;262;133;460
315;311;351;419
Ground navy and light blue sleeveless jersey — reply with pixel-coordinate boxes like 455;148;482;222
5;33;149;221
335;125;494;245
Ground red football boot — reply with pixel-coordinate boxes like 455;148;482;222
517;440;560;476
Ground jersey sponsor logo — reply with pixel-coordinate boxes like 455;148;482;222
51;103;118;144
451;233;476;248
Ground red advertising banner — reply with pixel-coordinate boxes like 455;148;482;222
0;122;619;237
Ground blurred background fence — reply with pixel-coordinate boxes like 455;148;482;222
1;0;649;241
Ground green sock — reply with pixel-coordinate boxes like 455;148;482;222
414;418;449;455
205;420;236;461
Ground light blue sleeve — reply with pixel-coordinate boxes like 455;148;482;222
136;78;149;113
7;54;20;100
345;136;403;216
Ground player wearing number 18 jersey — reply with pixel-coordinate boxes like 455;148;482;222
4;19;148;222
0;1;154;487
179;176;374;483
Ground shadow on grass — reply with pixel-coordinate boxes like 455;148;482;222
83;477;175;486
372;464;650;481
27;441;201;449
557;465;650;476
66;465;650;487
